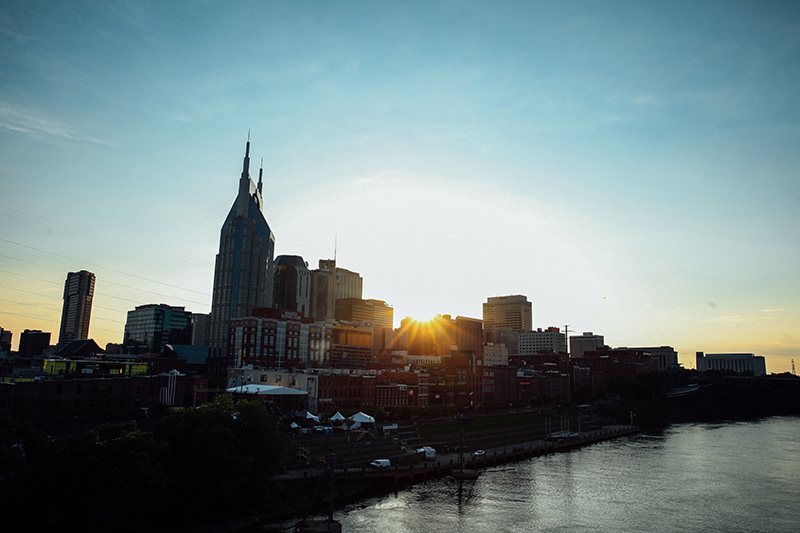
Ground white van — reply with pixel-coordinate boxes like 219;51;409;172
369;459;391;469
417;446;436;460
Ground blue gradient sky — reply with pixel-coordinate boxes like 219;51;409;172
1;1;798;371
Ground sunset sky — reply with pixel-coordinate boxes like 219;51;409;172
1;1;798;372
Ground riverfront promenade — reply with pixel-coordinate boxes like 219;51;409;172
278;424;638;484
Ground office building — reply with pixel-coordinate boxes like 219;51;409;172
695;352;766;376
569;332;605;358
18;329;51;357
0;328;12;353
191;313;210;346
124;304;193;353
334;267;363;300
483;295;532;333
334;298;394;351
310;259;336;320
58;270;95;348
519;327;567;355
273;255;311;316
208;137;276;356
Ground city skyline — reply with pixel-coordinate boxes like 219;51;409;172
1;1;798;372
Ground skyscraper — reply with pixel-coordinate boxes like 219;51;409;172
58;270;95;348
208;137;276;356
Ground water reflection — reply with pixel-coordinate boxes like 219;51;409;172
278;417;800;533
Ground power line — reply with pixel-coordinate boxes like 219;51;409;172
0;310;120;334
0;285;127;314
0;238;211;297
0;298;124;324
0;252;210;306
0;205;213;268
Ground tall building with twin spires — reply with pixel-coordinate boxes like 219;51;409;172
208;137;276;356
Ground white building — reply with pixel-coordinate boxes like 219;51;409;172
519;327;566;354
482;342;509;366
695;352;766;376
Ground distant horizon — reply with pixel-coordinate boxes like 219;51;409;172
1;1;797;373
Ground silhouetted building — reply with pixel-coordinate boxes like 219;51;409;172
208;137;276;357
0;327;13;352
310;259;336;320
191;313;210;346
569;332;604;358
273;255;311;316
124;304;193;353
18;329;51;357
58;270;95;348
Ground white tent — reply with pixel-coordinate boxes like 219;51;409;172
226;384;308;396
305;411;320;422
351;411;375;429
330;411;346;421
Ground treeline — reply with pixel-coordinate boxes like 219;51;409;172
0;396;290;532
598;370;800;429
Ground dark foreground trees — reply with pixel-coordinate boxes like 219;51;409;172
0;396;290;532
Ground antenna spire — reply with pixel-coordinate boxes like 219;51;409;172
242;132;251;178
258;157;263;194
334;235;337;262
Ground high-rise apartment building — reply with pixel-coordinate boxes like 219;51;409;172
273;255;311;316
124;304;193;353
58;270;95;348
208;138;276;356
483;295;532;333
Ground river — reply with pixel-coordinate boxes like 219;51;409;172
276;416;800;532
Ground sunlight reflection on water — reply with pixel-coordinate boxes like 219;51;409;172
279;417;800;533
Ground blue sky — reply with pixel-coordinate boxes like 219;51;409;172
1;1;798;371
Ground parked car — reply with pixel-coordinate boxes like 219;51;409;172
369;459;391;469
473;450;486;459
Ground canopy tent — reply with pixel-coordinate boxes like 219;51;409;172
330;411;346;421
351;411;375;429
305;411;320;422
226;384;308;396
226;384;308;412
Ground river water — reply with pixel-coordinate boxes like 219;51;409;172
277;416;800;532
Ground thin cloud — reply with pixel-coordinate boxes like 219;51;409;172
703;315;777;322
0;102;115;146
761;308;784;313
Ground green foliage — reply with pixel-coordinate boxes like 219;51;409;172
0;396;291;530
154;395;290;522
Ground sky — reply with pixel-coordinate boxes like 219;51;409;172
0;1;798;372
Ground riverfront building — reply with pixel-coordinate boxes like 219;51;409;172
58;270;95;348
695;352;766;376
208;138;276;357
